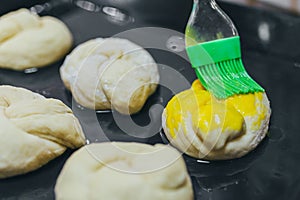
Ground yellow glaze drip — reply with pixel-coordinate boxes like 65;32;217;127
165;80;267;138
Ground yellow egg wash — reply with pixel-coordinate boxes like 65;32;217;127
197;103;244;134
165;80;266;138
226;92;266;129
165;89;201;138
226;92;262;116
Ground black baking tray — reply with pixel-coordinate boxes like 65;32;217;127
0;0;300;199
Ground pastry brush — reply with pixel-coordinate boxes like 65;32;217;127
185;0;264;99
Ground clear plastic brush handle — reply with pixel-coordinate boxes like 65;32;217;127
185;0;239;47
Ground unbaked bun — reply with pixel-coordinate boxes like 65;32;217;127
162;80;271;160
55;142;193;200
60;38;159;114
0;9;72;70
0;85;85;178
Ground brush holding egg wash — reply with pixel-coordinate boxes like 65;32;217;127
185;0;264;99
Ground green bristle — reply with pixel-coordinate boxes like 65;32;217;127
195;58;264;99
186;37;265;98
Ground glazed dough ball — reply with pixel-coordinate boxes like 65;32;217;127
55;142;193;200
0;86;85;178
0;8;72;70
162;80;271;160
60;38;159;114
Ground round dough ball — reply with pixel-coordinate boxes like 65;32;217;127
162;80;271;160
55;142;193;200
0;8;73;70
60;38;159;114
0;85;85;178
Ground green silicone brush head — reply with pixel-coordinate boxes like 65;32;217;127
186;36;265;99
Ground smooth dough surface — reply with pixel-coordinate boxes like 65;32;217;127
55;142;193;200
0;8;73;70
60;38;159;114
0;86;85;178
162;80;271;160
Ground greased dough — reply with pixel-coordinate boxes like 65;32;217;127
60;38;159;114
55;142;193;200
0;9;72;70
0;86;85;178
162;80;271;160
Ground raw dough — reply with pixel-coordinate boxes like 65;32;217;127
0;9;73;70
0;86;85;178
55;142;193;200
162;80;271;160
60;38;159;114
